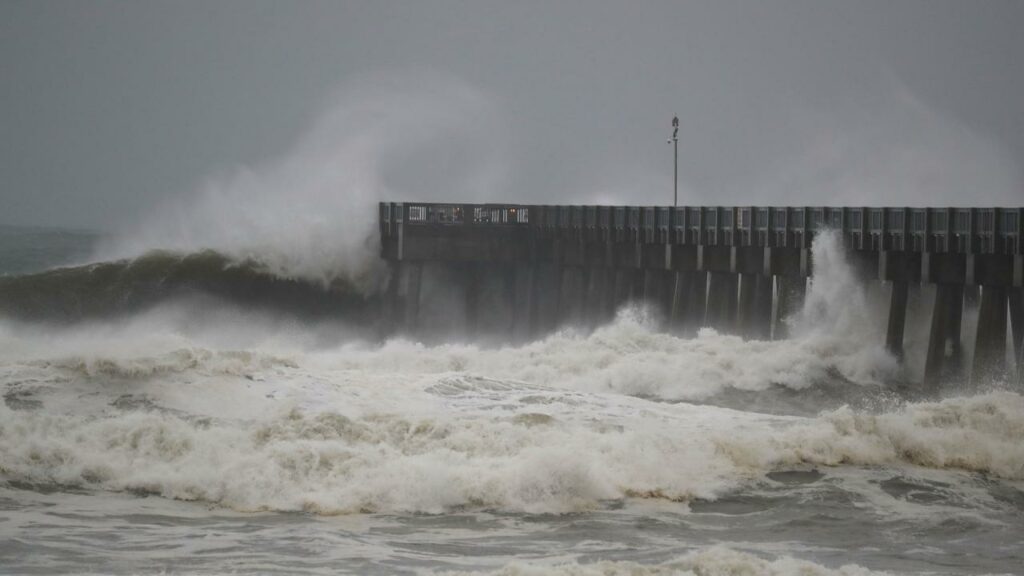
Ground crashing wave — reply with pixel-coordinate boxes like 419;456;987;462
0;249;378;323
2;389;1021;515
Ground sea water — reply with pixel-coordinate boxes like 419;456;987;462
1;227;1022;575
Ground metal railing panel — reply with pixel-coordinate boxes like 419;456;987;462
377;203;1023;255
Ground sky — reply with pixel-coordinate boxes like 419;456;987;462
2;0;1023;232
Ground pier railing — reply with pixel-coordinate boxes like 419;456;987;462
380;203;1022;255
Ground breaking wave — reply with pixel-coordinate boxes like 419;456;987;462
0;249;378;323
2;376;1021;515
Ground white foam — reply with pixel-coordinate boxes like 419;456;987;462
3;345;1022;516
779;392;1024;479
436;546;886;575
0;384;752;514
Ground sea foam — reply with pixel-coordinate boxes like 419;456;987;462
437;546;886;576
2;376;1021;515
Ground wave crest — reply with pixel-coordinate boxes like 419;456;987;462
0;249;377;323
779;391;1024;479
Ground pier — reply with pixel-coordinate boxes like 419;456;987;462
380;203;1024;388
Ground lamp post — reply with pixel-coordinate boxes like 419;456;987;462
668;116;679;207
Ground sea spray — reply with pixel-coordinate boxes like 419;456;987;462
94;72;507;288
787;229;901;384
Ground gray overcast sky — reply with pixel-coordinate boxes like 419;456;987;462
2;0;1023;231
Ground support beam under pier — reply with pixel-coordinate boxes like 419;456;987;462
737;273;772;340
532;263;561;337
705;272;738;333
612;268;634;313
886;281;909;359
498;266;517;338
559;267;587;326
972;285;1009;385
512;263;535;342
382;261;401;337
774;276;806;340
642;269;675;322
688;271;709;333
394;261;423;335
964;285;981;309
583;266;613;326
630;268;646;303
668;272;688;332
1010;288;1023;384
923;284;964;390
670;271;708;335
461;263;481;337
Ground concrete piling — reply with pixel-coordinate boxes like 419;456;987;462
736;273;757;336
629;268;646;302
885;281;909;359
774;276;806;339
1009;288;1023;382
923;283;964;389
382;261;401;336
668;272;690;332
462;263;481;336
533;263;561;336
500;266;517;336
583;266;610;324
512;263;535;341
559;267;587;326
396;261;423;335
642;269;674;321
964;285;981;309
706;272;738;333
683;271;708;334
972;285;1009;385
612;268;633;311
737;273;772;339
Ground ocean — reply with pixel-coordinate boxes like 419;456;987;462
0;225;1021;575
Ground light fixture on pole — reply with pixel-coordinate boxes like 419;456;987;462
668;116;679;207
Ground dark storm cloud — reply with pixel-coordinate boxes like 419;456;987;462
1;0;1021;230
